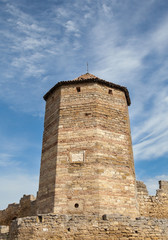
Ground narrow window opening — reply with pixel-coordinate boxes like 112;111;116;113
108;89;112;94
67;228;71;232
74;203;79;208
102;214;107;220
38;216;43;223
76;87;81;92
85;113;91;116
104;228;107;231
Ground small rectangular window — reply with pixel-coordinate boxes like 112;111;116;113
37;216;43;223
85;113;91;116
76;87;81;92
108;89;112;94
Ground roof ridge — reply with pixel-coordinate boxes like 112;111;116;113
74;73;100;81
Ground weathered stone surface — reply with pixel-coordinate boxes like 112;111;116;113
137;180;168;219
0;195;36;226
0;226;9;240
0;74;168;239
37;80;139;217
6;214;168;240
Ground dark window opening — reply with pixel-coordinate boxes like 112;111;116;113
76;87;81;92
108;89;112;94
85;113;91;116
102;214;107;220
104;228;107;231
38;216;43;223
74;203;79;208
12;217;17;221
67;228;71;232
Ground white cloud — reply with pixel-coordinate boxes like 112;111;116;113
0;0;168;161
102;4;111;14
83;3;168;163
151;16;168;53
55;7;70;18
17;37;50;50
0;0;168;212
16;21;45;33
132;86;168;161
0;133;40;168
65;20;80;34
0;133;40;210
0;174;38;210
0;153;15;167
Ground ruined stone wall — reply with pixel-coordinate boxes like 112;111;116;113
3;214;168;240
137;180;168;219
0;226;9;240
1;180;168;228
37;82;138;217
0;195;36;226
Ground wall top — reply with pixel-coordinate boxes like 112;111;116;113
43;73;131;106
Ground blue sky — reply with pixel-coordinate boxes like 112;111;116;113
0;0;168;210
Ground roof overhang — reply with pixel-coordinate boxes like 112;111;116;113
43;78;131;106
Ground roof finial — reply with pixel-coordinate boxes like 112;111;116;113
87;62;89;73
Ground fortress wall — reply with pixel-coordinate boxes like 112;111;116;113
0;226;9;240
4;214;168;240
137;180;168;219
0;195;36;226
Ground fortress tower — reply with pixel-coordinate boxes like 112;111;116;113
37;73;139;218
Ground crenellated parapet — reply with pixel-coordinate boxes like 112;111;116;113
136;180;168;219
157;180;168;196
0;195;36;226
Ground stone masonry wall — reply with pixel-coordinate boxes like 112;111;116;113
137;180;168;219
0;195;36;226
1;76;168;239
0;226;9;240
37;82;139;218
1;180;168;227
4;214;168;240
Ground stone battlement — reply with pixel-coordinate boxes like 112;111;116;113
0;195;36;226
137;180;168;219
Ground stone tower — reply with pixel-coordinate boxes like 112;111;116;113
37;73;139;218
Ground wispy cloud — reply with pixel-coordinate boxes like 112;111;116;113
0;153;15;167
65;20;80;34
132;84;168;160
0;131;41;167
0;131;40;209
0;0;168;207
81;1;168;163
0;174;38;210
1;0;168;153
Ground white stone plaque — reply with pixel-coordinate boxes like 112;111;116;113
70;151;84;163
